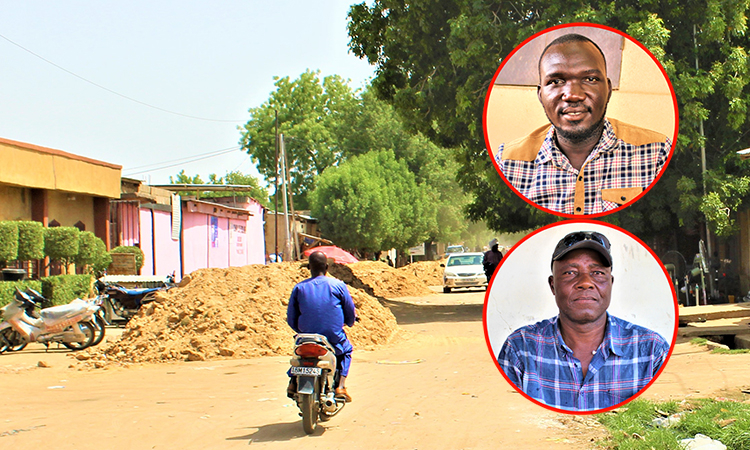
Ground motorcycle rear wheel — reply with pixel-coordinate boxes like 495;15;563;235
63;321;95;351
300;393;318;434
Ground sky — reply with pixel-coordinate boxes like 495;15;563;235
0;1;375;186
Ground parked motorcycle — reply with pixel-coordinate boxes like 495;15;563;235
289;333;346;434
95;279;167;324
19;288;106;347
0;288;98;353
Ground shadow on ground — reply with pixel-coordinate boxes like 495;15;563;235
382;299;483;325
227;420;327;443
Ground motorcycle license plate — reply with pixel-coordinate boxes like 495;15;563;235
290;366;322;376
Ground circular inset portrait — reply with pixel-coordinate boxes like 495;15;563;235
484;23;678;217
483;220;677;414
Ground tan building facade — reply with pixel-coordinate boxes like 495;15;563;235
0;137;121;253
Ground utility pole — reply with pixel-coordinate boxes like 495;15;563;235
283;137;300;261
274;110;279;261
280;134;292;261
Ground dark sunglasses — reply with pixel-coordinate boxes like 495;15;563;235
554;231;611;256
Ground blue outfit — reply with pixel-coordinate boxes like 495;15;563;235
497;314;669;411
287;275;356;376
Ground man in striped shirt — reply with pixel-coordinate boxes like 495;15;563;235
496;33;671;215
497;231;669;411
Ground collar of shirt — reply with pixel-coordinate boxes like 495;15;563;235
552;313;625;358
536;118;618;172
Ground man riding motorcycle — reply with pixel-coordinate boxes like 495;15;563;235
286;251;357;402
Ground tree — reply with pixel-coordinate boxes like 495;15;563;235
76;231;111;275
44;227;80;271
347;1;750;244
0;221;19;266
170;170;271;208
309;150;433;252
16;221;45;262
239;70;358;209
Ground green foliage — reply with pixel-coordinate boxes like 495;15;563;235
0;279;43;308
691;337;708;345
240;70;359;209
0;221;19;264
169;170;271;208
41;274;93;306
347;1;750;239
309;150;433;252
76;231;111;274
110;246;145;272
15;221;45;261
596;398;750;449
44;226;80;266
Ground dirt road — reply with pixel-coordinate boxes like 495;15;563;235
1;288;749;449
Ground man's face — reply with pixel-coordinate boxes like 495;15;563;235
537;40;613;143
548;249;613;325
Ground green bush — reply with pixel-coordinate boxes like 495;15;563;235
0;221;19;264
41;274;93;306
16;221;45;261
0;279;43;308
76;231;111;274
44;227;80;266
110;246;145;272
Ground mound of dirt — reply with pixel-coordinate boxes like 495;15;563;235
79;263;400;365
397;260;445;287
328;261;435;298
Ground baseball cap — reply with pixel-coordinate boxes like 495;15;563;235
551;231;612;268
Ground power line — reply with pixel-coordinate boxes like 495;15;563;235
124;146;244;176
0;33;246;123
126;145;242;171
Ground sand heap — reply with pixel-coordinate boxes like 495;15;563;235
328;261;435;298
397;260;445;287
80;262;400;365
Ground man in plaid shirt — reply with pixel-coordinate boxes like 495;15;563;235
496;231;669;411
496;33;672;215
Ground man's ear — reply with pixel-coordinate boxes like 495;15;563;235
537;84;542;103
606;78;613;103
611;275;614;286
548;275;555;295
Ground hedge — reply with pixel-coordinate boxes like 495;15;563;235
76;231;111;273
44;226;80;265
41;274;93;306
110;246;145;272
16;221;45;261
0;279;43;308
0;221;19;264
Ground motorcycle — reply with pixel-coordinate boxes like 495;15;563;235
289;333;346;434
95;279;168;324
19;288;107;348
0;288;98;353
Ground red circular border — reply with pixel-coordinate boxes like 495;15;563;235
483;23;680;218
482;219;679;415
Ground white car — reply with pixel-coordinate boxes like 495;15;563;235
441;252;487;293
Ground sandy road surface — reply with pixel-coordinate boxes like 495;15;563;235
1;288;749;449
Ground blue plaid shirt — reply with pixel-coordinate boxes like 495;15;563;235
497;118;671;215
497;314;669;411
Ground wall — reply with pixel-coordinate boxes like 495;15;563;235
47;190;95;229
0;138;121;197
0;185;31;221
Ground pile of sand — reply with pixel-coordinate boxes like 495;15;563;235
397;260;445;287
79;262;401;366
329;261;435;298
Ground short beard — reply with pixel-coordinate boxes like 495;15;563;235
548;107;607;145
